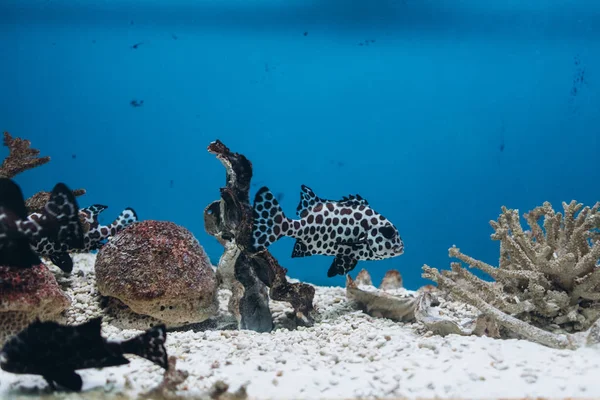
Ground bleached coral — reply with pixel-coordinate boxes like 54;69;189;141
423;200;600;348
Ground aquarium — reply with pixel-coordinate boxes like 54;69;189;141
0;0;599;399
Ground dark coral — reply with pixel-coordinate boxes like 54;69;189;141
1;132;85;213
204;140;315;332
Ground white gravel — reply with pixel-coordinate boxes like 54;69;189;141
1;253;600;399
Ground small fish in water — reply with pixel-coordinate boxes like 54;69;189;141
30;204;138;273
130;99;144;107
252;185;404;277
0;317;168;391
0;179;84;269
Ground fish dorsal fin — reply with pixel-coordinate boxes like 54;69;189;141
296;185;323;217
0;178;28;219
338;193;369;207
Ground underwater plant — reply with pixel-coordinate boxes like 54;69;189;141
423;200;600;349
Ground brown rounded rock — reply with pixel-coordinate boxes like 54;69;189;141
95;220;218;325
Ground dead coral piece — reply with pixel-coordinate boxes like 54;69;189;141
346;269;416;322
355;269;373;286
0;131;50;178
423;200;600;349
414;290;479;337
379;270;403;290
0;263;71;345
140;356;189;399
95;220;219;326
208;380;248;400
25;188;86;214
204;140;315;332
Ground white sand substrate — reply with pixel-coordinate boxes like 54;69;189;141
1;253;600;399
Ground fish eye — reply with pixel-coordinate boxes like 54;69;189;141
379;226;396;240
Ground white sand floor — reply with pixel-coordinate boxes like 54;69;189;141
1;253;599;399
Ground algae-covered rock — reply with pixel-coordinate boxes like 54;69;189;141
0;263;71;345
95;220;218;325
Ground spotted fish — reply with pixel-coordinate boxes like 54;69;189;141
0;178;84;269
31;204;138;273
0;317;168;392
252;185;404;277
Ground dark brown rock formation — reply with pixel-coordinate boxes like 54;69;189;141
203;140;315;332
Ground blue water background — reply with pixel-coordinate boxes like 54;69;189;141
1;0;599;289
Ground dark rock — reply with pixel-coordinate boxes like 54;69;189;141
204;140;315;332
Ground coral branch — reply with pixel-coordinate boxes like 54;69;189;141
1;132;87;213
422;200;600;345
422;265;575;349
0;132;50;178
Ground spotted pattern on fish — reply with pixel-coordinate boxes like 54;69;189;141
0;317;168;391
29;205;138;273
0;180;85;269
252;185;404;277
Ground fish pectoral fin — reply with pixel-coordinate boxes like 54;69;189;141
48;253;74;274
327;255;358;277
291;239;311;258
44;370;83;392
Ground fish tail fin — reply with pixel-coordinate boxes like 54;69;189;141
109;207;138;235
252;186;295;252
41;183;85;249
121;324;168;370
82;204;109;227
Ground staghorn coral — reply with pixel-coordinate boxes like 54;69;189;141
1;132;85;212
0;131;50;178
423;200;600;349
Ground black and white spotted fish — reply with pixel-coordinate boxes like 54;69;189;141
30;204;138;273
0;317;168;392
252;185;404;277
0;178;84;269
